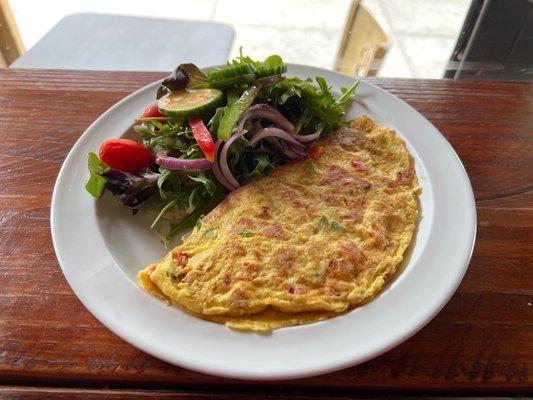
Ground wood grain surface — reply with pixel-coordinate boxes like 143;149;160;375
0;69;531;397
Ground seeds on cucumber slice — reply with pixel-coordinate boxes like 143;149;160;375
157;88;223;118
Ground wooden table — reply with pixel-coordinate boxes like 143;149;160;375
0;69;531;399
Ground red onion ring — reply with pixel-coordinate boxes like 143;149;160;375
237;104;295;134
250;127;306;149
155;150;212;170
219;131;248;190
294;126;324;143
212;140;238;191
256;75;284;86
282;143;307;159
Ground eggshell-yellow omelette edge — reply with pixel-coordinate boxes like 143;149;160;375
138;115;420;331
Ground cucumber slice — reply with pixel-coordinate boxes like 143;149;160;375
256;64;287;78
207;64;256;81
217;85;259;140
208;73;256;89
157;88;223;118
207;64;256;89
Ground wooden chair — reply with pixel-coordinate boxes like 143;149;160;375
0;0;24;67
334;0;389;77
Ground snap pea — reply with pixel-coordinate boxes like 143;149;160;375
217;85;258;140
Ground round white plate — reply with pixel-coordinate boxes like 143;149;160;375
51;64;476;380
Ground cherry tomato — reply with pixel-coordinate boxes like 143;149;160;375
188;117;216;162
99;139;152;173
307;146;324;161
142;103;163;119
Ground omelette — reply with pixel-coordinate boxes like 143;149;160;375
138;116;419;331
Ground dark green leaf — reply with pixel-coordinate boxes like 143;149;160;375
188;171;216;196
208;107;226;132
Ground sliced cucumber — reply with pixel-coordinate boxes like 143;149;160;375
256;64;287;78
207;64;256;89
208;73;256;89
256;55;287;78
217;85;258;140
207;64;255;81
157;88;223;118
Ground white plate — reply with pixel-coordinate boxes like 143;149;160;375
51;64;476;380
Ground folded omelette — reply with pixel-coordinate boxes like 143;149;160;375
138;116;419;331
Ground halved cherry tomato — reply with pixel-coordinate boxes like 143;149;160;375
142;103;163;119
188;117;216;162
99;139;152;173
307;146;324;161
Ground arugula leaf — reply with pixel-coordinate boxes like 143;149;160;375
208;107;226;132
151;197;180;229
230;47;261;69
188;171;216;196
245;154;273;179
157;168;181;199
186;186;201;214
338;81;359;107
164;189;227;246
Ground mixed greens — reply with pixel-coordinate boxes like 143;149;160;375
86;51;358;247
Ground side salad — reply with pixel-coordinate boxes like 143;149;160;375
86;51;358;246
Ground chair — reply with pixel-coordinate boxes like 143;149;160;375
0;0;25;67
334;0;389;77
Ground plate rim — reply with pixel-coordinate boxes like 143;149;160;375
51;64;477;380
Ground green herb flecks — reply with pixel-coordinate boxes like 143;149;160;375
166;270;186;284
330;220;342;231
315;216;343;233
239;229;255;237
204;229;217;239
314;216;329;233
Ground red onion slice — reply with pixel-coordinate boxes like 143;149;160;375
155;150;212;170
282;143;307;159
219;132;247;190
294;126;324;143
212;140;238;191
256;75;283;86
250;127;306;149
237;104;295;134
